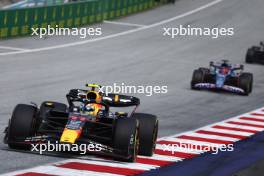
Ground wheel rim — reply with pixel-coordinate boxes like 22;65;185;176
152;120;158;153
132;127;139;161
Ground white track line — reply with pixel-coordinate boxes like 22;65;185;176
138;154;183;162
241;115;264;120
161;137;223;147
57;159;157;170
240;116;264;120
251;109;264;114
216;122;264;131
0;46;29;51
199;127;254;136
104;20;146;27
0;0;224;56
2;0;27;9
183;132;240;142
229;119;264;126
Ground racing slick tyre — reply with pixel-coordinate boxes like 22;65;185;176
198;67;210;73
132;113;158;156
246;49;255;63
7;104;38;150
238;73;253;95
113;118;139;162
191;69;205;89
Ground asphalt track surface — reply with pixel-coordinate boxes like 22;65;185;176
0;0;264;174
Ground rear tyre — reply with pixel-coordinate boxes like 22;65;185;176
247;73;254;93
198;67;210;73
238;73;253;95
246;49;255;63
113;118;139;162
191;69;205;89
7;104;37;150
132;113;158;156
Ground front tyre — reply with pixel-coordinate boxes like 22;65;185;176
113;118;139;162
191;69;205;89
7;104;38;150
239;73;253;95
132;113;158;156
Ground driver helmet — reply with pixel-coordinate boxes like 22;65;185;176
220;67;230;74
80;103;101;116
81;91;103;116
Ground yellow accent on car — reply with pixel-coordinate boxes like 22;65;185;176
114;95;119;102
86;83;101;88
117;112;125;115
45;102;53;106
60;129;79;144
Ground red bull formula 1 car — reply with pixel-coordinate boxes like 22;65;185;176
246;41;264;64
4;84;158;162
191;60;253;95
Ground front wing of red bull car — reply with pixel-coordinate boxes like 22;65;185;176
3;84;158;162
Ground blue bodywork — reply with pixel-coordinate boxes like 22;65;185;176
194;63;244;94
214;67;234;88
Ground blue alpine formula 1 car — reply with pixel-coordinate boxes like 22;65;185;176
191;60;253;95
